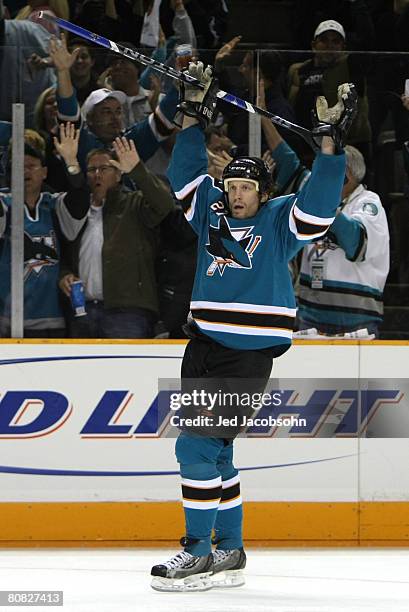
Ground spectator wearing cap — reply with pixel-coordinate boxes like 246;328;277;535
49;34;178;172
59;137;175;339
288;18;373;166
0;123;90;337
292;0;376;52
81;89;127;145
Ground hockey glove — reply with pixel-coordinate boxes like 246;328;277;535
311;83;358;153
176;61;218;129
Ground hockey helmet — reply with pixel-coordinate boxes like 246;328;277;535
222;156;271;201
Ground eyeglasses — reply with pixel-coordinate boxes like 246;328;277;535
86;165;114;175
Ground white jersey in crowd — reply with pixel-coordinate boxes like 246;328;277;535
298;183;390;332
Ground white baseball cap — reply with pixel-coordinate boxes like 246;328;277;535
82;88;127;120
314;20;346;40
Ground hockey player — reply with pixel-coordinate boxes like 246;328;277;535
150;62;357;592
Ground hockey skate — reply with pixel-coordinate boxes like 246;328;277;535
211;548;247;588
150;551;214;592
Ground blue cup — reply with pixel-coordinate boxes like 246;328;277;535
70;280;86;317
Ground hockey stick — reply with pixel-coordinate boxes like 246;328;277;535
39;13;329;151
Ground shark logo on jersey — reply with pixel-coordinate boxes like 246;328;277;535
205;215;261;276
24;231;59;280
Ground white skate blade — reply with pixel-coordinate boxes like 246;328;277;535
211;569;245;588
151;571;213;592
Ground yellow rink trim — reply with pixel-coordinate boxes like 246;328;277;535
0;502;408;546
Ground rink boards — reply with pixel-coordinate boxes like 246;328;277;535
0;339;408;546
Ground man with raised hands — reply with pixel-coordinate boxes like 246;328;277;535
150;61;356;593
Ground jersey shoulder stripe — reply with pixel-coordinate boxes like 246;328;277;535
289;202;334;241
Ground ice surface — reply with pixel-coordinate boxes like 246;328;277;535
0;548;408;611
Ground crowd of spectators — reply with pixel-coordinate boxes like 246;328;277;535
0;0;407;338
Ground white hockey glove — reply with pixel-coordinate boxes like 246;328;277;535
312;83;358;153
184;61;213;102
176;61;218;129
316;83;352;124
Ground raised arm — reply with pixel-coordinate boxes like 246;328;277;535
53;122;89;239
49;34;81;123
172;0;197;48
167;62;222;232
110;137;174;227
125;85;178;163
282;84;358;253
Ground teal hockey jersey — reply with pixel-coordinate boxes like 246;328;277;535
0;191;88;332
167;126;346;350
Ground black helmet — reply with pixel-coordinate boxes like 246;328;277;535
222;156;271;199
